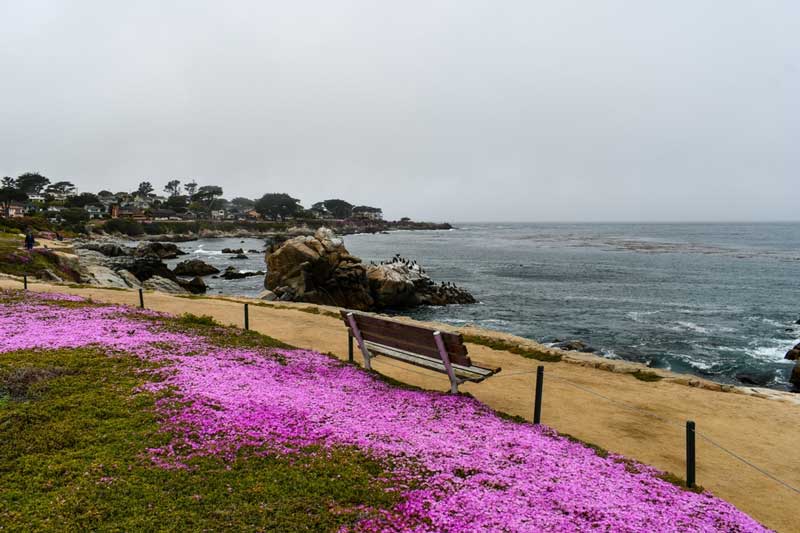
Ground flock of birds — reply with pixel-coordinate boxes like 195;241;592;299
368;254;462;290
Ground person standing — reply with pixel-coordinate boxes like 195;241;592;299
24;232;34;251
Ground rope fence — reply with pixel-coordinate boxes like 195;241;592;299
501;364;800;495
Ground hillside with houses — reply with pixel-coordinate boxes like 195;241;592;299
0;173;386;228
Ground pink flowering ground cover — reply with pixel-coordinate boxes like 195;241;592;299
0;291;769;532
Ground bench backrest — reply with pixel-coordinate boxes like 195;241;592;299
340;310;472;366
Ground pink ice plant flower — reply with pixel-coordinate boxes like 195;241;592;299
0;293;769;532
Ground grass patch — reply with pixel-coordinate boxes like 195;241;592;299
463;334;562;363
177;313;220;327
0;237;82;282
657;472;705;494
0;347;399;530
631;370;664;382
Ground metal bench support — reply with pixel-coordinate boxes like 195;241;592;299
347;312;372;370
434;331;460;393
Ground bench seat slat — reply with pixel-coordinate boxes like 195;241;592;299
364;341;499;382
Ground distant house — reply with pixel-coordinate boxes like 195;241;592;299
27;194;46;203
118;208;148;222
84;205;106;219
245;209;262;221
6;202;26;218
211;209;226;221
110;204;120;219
352;206;383;221
150;208;179;221
308;207;334;220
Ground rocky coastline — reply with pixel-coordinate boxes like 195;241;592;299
103;219;453;243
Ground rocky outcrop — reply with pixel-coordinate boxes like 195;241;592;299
134;242;186;259
791;365;800;391
173;259;220;276
221;266;264;280
785;343;800;361
552;340;598;354
265;228;374;310
117;270;142;288
366;260;475;308
264;227;475;311
787;343;800;392
81;242;134;257
143;276;188;294
74;241;187;290
83;265;133;289
182;276;207;294
222;248;244;254
257;290;278;301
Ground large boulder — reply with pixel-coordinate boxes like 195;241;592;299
264;228;475;310
791;362;800;392
84;265;132;289
367;262;425;308
265;227;373;310
81;242;134;257
180;276;207;294
143;276;188;294
785;343;800;361
124;257;180;284
134;242;186;259
173;259;220;276
117;270;142;288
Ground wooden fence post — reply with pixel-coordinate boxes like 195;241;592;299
244;303;249;330
534;365;544;424
138;288;144;309
348;332;354;363
686;420;696;488
23;274;28;290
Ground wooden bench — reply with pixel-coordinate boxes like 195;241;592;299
340;310;501;393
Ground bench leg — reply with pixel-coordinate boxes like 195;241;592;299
347;313;372;370
434;331;459;394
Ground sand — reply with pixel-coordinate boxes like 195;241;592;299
2;278;798;532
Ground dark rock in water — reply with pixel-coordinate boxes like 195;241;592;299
247;249;260;254
173;259;220;276
736;373;772;387
134;242;186;259
553;340;597;353
232;253;249;260
796;319;800;325
221;266;264;280
265;227;476;310
786;344;800;361
81;242;133;257
124;256;180;283
790;363;800;391
222;248;244;254
179;276;207;294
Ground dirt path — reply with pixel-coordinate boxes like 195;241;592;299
3;279;798;531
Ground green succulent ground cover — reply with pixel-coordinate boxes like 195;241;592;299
0;301;397;531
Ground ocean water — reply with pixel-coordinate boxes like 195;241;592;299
170;224;800;391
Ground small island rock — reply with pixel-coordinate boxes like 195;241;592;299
173;259;220;276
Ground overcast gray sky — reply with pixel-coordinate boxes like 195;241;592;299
1;1;797;222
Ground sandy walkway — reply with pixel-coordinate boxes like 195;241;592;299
2;278;798;532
